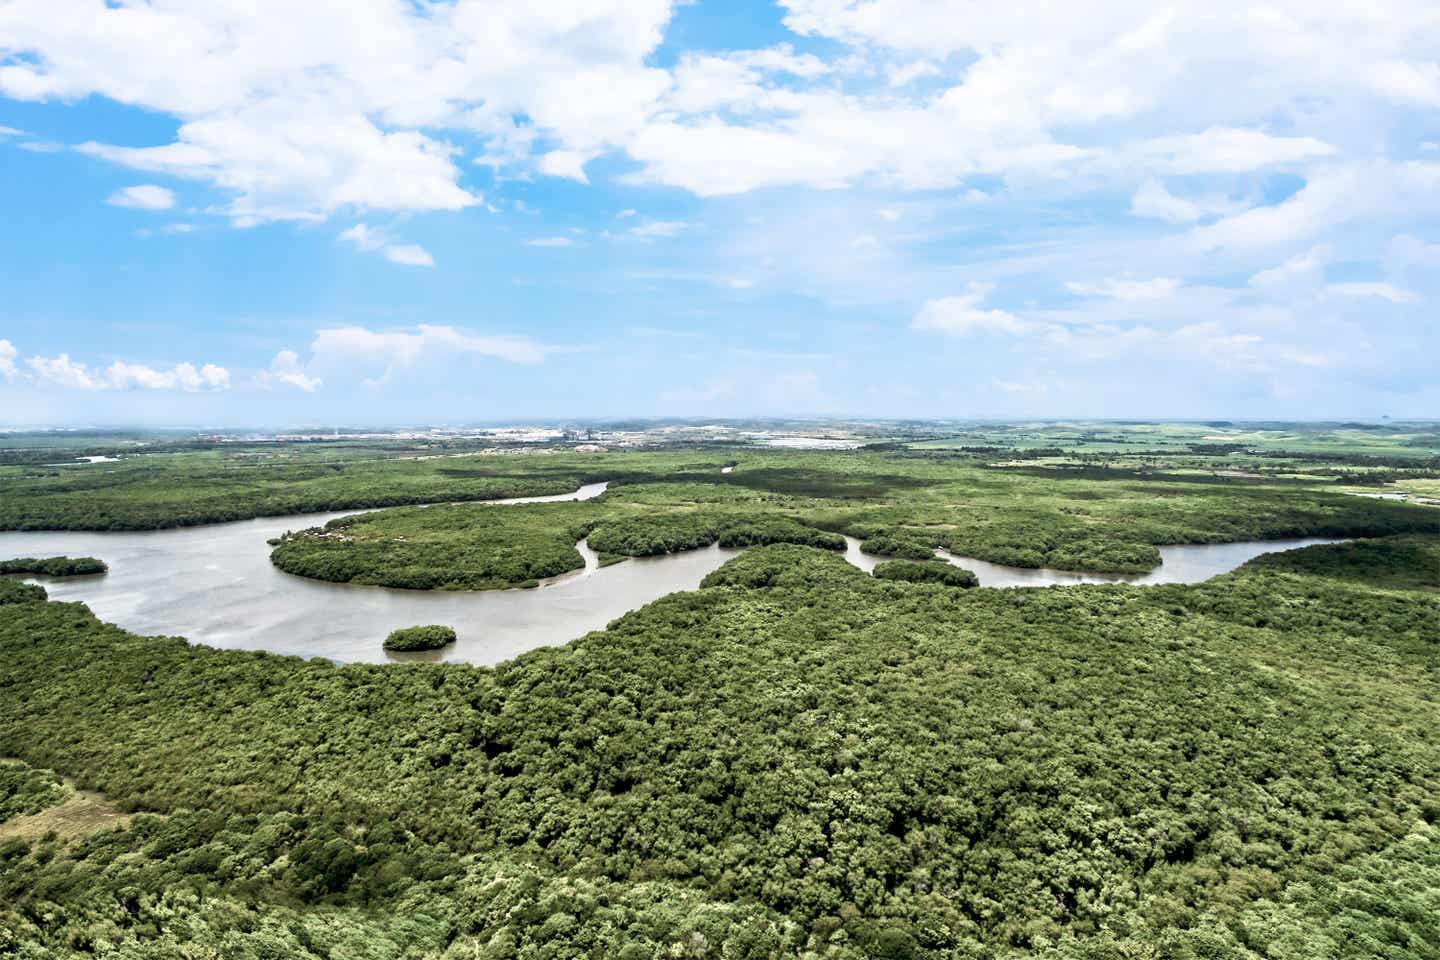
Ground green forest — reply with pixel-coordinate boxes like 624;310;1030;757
384;625;459;652
0;430;1437;958
0;557;107;577
255;449;1438;590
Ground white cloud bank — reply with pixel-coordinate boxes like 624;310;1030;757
22;352;230;391
3;0;1436;221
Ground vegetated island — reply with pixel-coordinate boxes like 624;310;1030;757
0;556;107;576
872;558;980;586
382;625;458;652
269;501;847;591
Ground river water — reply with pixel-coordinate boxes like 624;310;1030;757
1;484;1345;665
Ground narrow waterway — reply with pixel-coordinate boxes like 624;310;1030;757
1;484;1346;665
843;535;1347;586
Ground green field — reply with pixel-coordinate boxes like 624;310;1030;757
1;423;1438;958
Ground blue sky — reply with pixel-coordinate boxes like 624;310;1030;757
1;0;1438;425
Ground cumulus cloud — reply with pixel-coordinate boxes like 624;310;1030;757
24;352;230;391
525;236;575;247
2;1;673;222
0;339;17;379
106;184;175;210
4;0;1437;218
253;349;322;392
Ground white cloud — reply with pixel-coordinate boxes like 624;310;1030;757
0;339;17;380
0;125;25;138
1248;246;1330;294
1190;161;1440;254
1189;167;1357;252
630;220;689;239
525;236;575;247
253;349;322;392
2;2;672;222
107;360;230;391
27;354;102;390
538;150;593;182
339;223;385;251
1135;127;1334;174
1370;60;1440;106
912;283;1039;336
308;324;554;386
339;223;433;267
1129;180;1203;223
106;184;175;211
383;244;434;267
1327;281;1419;303
26;353;230;391
888;60;940;87
1066;277;1181;300
6;0;1437;216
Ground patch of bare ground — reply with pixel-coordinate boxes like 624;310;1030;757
0;768;131;843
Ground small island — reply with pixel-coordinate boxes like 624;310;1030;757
382;624;458;652
872;559;979;587
0;556;108;577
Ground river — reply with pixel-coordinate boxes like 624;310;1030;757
1;484;1346;665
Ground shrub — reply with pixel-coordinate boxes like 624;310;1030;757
382;625;457;652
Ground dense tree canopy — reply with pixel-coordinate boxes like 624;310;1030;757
0;580;46;605
383;625;458;652
1;435;1437;956
872;559;979;587
0;556;107;577
2;534;1437;957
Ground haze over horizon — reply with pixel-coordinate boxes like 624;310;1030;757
2;0;1438;425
